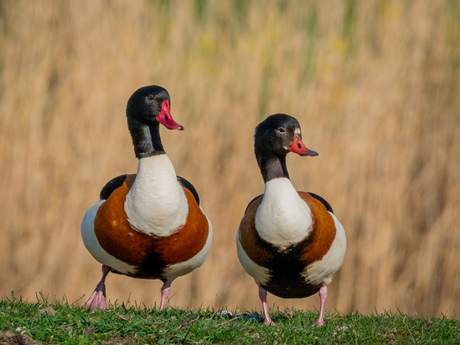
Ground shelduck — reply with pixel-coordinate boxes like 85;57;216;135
81;85;212;310
236;114;346;326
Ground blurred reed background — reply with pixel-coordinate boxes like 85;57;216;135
1;0;459;316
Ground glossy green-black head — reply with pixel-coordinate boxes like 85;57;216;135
255;114;318;160
126;85;183;158
126;85;183;130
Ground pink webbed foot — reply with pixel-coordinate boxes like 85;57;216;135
84;285;108;310
259;286;275;326
159;282;171;311
84;265;111;310
314;285;328;326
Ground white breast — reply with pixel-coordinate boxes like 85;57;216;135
124;155;189;237
255;178;313;247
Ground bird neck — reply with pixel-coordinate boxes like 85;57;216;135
257;154;290;183
128;117;165;158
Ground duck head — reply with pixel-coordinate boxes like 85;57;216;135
126;85;183;130
254;114;318;181
126;85;183;158
255;114;318;160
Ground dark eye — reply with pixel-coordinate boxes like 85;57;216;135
147;94;154;100
277;127;285;133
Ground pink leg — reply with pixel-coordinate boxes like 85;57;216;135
84;265;111;310
159;282;171;311
315;285;328;326
258;286;274;326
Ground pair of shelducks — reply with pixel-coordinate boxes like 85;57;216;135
81;85;346;326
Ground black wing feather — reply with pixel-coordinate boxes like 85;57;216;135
177;176;200;205
244;194;263;214
99;174;129;200
308;192;334;213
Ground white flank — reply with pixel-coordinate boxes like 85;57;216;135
255;178;313;246
124;155;189;237
236;228;271;285
302;213;346;285
81;200;136;274
162;210;213;283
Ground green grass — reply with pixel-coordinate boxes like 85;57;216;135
0;295;459;344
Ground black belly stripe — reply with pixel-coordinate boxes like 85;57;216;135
261;280;322;299
129;251;167;281
260;237;322;299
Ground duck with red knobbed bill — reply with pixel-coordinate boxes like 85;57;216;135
81;85;212;310
236;114;346;326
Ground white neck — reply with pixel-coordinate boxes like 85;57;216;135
124;155;189;237
255;178;313;246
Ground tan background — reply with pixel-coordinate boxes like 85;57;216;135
1;0;459;316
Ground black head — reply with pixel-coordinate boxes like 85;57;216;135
126;86;183;158
126;85;183;130
254;114;318;160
